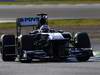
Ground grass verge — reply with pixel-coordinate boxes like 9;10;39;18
0;19;100;29
49;19;100;27
0;22;16;29
16;0;100;4
1;0;100;5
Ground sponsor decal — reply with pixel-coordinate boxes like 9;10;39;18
17;17;39;26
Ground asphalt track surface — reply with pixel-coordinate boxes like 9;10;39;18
1;4;100;20
0;56;100;75
0;4;100;75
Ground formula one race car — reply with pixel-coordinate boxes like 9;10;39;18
0;14;93;63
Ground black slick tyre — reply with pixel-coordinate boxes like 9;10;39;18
1;34;16;61
74;32;92;62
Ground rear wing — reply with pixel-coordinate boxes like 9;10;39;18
16;17;40;27
16;17;40;37
16;14;48;36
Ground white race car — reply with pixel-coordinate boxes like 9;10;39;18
0;14;93;63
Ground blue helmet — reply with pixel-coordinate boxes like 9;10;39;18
40;25;50;32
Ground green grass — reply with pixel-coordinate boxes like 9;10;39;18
49;19;100;27
0;19;100;29
16;0;100;4
1;0;100;5
0;22;16;29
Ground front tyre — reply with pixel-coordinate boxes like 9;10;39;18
74;32;91;48
76;50;91;62
74;32;93;62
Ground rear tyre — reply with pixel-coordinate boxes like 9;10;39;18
1;34;16;61
2;54;15;61
74;32;92;62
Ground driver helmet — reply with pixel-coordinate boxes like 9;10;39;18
40;25;50;32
